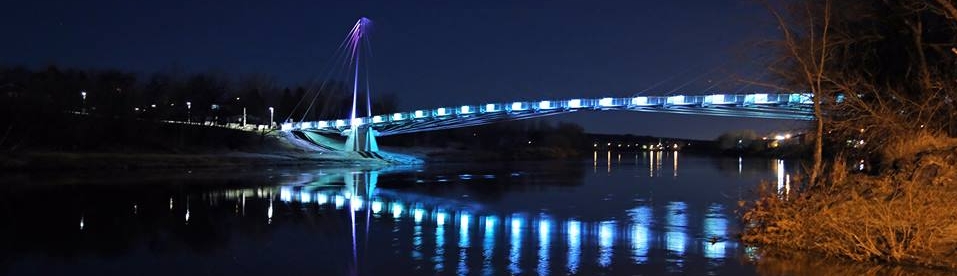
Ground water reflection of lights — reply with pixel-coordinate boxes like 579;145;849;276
458;213;470;276
628;206;652;263
666;202;687;256
483;216;496;275
774;159;791;197
538;218;551;276
391;203;403;218
413;208;424;224
598;221;615;267
509;216;523;275
673;151;679;177
267;201;273;224
209;184;739;274
434;211;446;273
566;220;581;274
703;204;728;259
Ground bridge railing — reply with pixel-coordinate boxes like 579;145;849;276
282;93;818;133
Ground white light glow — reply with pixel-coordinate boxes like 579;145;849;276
371;201;383;214
350;118;363;126
461;105;471;113
415;110;425;118
372;116;384;123
437;108;447;115
316;194;328;204
300;191;311;203
437;211;447;226
668;95;685;104
414;208;424;223
280;187;292;202
392;113;404;121
568;99;582;108
599;97;614;106
632;96;648;106
350;197;362;211
486;103;497;112
335;120;346;127
318;121;329;128
539;100;551;109
391;203;403;218
334;195;345;209
511;102;524;111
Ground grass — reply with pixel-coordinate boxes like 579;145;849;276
740;135;957;270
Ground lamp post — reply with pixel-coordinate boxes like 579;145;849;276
80;91;87;113
268;107;274;127
242;107;247;127
186;101;192;123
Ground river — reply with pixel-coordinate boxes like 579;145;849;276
0;152;940;275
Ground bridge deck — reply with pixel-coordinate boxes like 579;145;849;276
283;93;815;136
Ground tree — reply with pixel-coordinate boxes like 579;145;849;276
764;0;957;181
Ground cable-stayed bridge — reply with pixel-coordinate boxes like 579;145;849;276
283;18;814;153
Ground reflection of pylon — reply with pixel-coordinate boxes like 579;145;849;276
344;170;379;198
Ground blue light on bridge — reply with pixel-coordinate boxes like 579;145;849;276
371;201;383;214
392;113;406;121
511;102;525;111
300;191;311;203
789;93;813;104
414;110;427;118
485;104;498;112
460;105;472;114
334;195;345;209
280;187;292;202
568;99;582;108
318;121;329;128
316;194;328;204
539;100;554;110
335;120;346;127
350;118;363;126
437;108;449;116
599;97;615;107
667;95;686;105
632;96;649;106
705;94;727;105
372;116;384;123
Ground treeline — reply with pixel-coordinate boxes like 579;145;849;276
0;65;397;151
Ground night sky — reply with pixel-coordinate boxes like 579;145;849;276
1;0;809;139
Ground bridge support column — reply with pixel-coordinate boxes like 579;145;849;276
344;126;379;152
344;170;379;198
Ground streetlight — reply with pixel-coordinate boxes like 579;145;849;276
268;107;274;127
80;91;87;113
186;101;192;123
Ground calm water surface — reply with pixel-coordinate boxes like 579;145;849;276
3;152;902;276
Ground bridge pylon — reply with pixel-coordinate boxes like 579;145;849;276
344;126;379;152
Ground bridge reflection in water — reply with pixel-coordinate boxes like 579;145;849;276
206;164;748;276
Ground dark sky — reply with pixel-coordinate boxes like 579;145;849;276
1;0;808;139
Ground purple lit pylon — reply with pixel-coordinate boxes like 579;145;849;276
345;18;379;152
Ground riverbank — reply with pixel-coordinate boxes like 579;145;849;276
740;144;957;270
